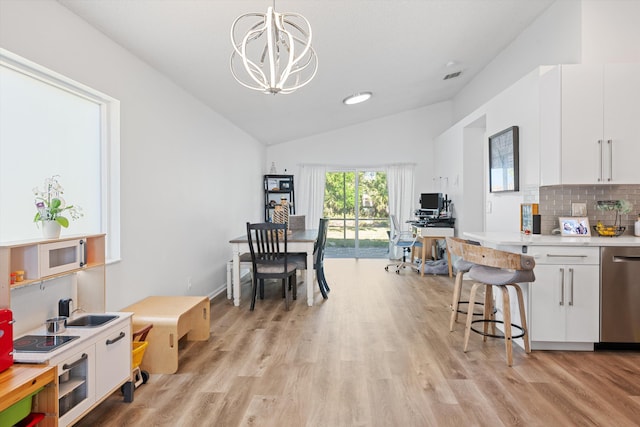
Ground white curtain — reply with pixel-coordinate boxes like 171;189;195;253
298;164;327;229
386;164;416;227
386;164;416;258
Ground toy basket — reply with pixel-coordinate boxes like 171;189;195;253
0;387;43;427
132;341;148;370
131;324;153;388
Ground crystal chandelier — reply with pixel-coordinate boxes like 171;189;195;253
230;2;318;94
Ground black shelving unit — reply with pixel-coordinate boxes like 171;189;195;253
264;174;295;221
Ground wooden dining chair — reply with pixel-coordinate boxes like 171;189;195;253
460;243;535;366
246;222;298;311
289;217;330;299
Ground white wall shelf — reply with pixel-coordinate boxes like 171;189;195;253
0;234;106;311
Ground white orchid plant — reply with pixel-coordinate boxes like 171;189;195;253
33;175;83;228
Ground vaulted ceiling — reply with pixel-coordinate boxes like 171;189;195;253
58;0;555;145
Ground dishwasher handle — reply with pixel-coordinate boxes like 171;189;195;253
613;256;640;262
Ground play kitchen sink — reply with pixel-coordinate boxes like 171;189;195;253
66;314;119;327
58;298;119;327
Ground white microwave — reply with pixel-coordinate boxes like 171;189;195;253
39;239;86;277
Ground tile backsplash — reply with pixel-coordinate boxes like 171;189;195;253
539;185;640;235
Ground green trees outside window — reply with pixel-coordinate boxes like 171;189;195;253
323;171;389;257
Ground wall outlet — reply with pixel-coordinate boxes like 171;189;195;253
187;276;192;289
572;202;587;216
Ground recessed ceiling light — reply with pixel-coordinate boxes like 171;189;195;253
343;92;372;105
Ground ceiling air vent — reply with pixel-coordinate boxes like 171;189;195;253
443;71;462;80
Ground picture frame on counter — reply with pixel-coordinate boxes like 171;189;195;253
559;217;591;237
488;126;519;193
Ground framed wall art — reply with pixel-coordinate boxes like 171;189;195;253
489;126;519;193
279;180;291;190
266;178;279;191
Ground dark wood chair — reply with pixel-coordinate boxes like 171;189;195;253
290;218;330;299
246;222;298;311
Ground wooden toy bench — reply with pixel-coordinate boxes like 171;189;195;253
121;296;210;374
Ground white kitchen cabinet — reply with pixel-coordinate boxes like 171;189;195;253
95;323;131;399
559;64;603;184
603;63;640;184
44;314;132;427
56;343;96;427
527;246;600;350
540;63;640;185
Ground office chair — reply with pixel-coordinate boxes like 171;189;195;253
385;214;423;274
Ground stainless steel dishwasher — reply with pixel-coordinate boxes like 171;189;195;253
600;246;640;345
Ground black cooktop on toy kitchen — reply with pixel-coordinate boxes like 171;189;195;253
13;335;79;353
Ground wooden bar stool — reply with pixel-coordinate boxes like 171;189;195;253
446;237;484;332
460;244;535;366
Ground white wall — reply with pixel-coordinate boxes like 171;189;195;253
265;102;453;216
435;69;543;235
483;70;541;232
581;0;640;63
452;0;582;123
433;122;467;233
0;0;264;311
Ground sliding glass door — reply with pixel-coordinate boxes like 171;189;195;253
323;170;389;258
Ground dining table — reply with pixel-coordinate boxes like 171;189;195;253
229;228;318;307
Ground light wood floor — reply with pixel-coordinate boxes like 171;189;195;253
77;259;640;426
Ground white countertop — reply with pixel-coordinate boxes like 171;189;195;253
463;232;640;247
13;311;132;364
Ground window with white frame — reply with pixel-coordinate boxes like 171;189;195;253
0;49;120;261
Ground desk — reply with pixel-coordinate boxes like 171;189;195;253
229;229;317;307
413;226;455;278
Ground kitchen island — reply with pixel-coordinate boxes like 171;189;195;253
462;232;640;351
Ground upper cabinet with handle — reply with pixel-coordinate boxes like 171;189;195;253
540;63;640;185
603;63;640;183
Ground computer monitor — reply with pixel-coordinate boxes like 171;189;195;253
420;193;443;213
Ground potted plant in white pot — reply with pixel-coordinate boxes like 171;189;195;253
33;175;83;239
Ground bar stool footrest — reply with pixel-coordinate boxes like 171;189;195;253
456;301;493;316
470;319;525;340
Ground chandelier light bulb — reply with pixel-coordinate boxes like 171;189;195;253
230;5;318;94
